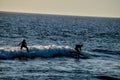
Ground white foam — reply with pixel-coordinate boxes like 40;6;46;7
0;45;75;59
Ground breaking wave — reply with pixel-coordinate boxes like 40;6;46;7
0;45;80;60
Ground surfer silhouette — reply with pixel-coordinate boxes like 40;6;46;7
18;39;29;52
75;44;83;56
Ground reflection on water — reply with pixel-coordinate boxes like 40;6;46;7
0;57;120;80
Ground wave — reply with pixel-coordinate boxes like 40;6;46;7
96;75;120;80
89;49;120;60
0;45;86;60
91;49;120;55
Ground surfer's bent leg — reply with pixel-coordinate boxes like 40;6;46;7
20;46;23;50
20;45;29;52
25;46;29;52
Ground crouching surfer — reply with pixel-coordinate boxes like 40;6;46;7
75;44;83;58
18;39;29;52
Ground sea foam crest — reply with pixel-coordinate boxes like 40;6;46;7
0;45;75;59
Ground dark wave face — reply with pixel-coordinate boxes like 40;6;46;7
0;45;90;60
0;45;74;59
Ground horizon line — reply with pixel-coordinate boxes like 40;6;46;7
0;11;120;19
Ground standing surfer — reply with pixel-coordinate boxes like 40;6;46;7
75;44;83;58
18;39;29;52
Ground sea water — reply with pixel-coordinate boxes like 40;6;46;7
0;12;120;80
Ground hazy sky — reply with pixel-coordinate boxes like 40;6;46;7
0;0;120;17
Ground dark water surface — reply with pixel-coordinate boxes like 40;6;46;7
0;12;120;80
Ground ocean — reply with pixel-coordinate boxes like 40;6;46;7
0;12;120;80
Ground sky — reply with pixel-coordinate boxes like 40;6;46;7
0;0;120;17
